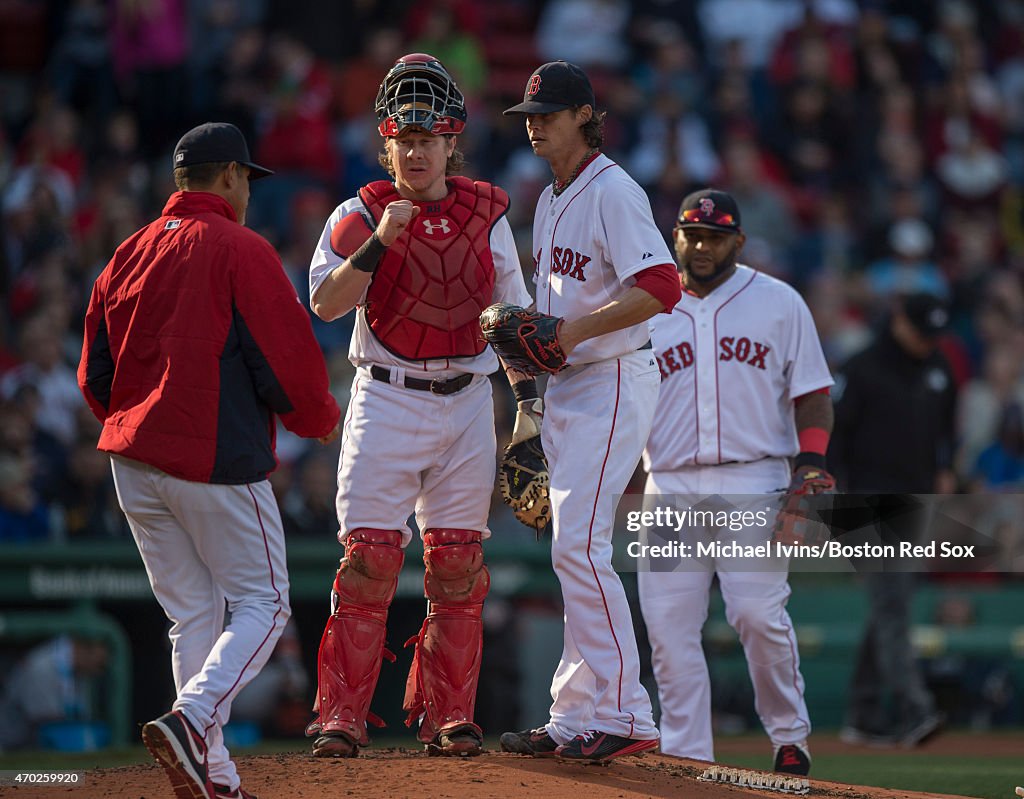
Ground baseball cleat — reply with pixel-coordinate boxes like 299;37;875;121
426;722;483;757
899;712;945;748
142;710;215;799
555;730;659;763
499;726;560;757
773;742;811;775
213;784;257;799
838;724;896;748
312;731;359;758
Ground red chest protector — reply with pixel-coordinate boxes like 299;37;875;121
358;177;508;360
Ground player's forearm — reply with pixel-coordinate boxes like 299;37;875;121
559;287;662;353
794;391;834;434
311;263;372;321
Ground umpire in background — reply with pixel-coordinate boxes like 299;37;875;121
78;122;340;799
830;292;954;748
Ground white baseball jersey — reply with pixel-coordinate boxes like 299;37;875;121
639;263;831;761
310;195;532;377
532;152;674;363
644;264;833;471
531;153;668;745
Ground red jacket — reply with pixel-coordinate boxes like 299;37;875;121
79;191;340;484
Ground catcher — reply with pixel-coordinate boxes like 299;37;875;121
304;55;533;759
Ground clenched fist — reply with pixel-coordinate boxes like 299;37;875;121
376;200;421;246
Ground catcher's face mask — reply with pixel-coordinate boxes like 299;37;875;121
375;53;467;138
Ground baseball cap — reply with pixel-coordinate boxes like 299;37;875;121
901;292;950;337
888;218;933;258
676;189;742;232
503;61;596;115
172;122;273;180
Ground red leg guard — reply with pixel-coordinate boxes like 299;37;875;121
312;528;403;746
403;528;490;744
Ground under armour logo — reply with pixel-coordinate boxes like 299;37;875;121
527;75;542;96
422;218;451;235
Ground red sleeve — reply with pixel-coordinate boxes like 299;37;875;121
633;263;682;313
231;234;341;439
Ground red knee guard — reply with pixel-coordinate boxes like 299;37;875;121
311;529;403;744
403;528;490;742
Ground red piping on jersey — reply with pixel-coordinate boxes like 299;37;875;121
712;271;757;463
205;483;285;738
543;163;618;314
676;308;698;463
585;359;629;727
779;603;811;733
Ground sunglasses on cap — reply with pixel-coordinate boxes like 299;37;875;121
678;208;738;228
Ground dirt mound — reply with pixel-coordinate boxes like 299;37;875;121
0;750;976;799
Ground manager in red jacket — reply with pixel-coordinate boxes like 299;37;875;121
78;122;340;799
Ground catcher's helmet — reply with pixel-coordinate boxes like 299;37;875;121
375;53;467;137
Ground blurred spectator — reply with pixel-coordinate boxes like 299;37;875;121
281;450;341;537
971;402;1024;490
717;135;797;275
956;344;1024;476
0;452;50;541
1;313;84;447
110;0;189;157
47;0;118;122
0;635;110;750
863;218;949;301
410;5;488;97
536;0;630;70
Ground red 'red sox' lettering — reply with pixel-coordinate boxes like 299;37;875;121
718;336;770;370
550;246;591;282
656;341;694;378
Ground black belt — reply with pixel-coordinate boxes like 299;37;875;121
370;365;473;396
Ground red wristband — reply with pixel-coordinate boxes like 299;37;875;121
798;427;830;455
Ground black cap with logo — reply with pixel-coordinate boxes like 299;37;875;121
901;292;950;338
172;122;273;180
676;189;742;232
504;61;596;115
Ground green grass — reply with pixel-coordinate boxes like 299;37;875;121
724;752;1020;799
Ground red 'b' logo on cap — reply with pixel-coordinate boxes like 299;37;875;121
527;75;542;96
699;197;715;214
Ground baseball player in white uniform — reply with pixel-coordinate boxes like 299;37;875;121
304;54;532;759
640;189;834;775
499;61;683;764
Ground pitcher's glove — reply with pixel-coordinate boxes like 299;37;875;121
771;464;836;547
498;399;551;537
480;303;568;376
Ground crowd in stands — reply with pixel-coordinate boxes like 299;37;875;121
1;0;1023;542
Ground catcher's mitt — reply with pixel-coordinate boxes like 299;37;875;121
480;303;567;376
499;399;551;537
770;465;836;547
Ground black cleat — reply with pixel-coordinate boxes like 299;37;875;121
499;726;560;757
142;710;215;799
427;723;483;757
773;742;811;775
556;730;659;764
312;731;359;758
